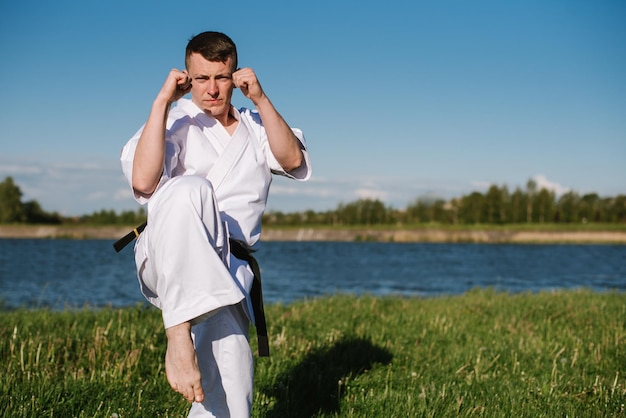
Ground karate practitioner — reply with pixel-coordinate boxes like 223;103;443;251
120;31;311;417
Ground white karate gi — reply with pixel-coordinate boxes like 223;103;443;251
120;98;311;417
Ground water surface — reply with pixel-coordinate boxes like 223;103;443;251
0;239;624;310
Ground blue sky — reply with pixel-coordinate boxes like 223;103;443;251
0;0;624;216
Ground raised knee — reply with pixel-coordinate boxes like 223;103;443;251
168;176;214;197
153;176;217;215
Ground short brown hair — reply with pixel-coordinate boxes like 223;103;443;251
185;31;238;72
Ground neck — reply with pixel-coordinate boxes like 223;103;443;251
211;106;233;125
217;108;238;135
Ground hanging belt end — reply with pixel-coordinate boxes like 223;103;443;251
257;336;270;357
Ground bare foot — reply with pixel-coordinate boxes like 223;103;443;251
165;322;204;403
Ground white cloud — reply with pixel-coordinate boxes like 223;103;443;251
0;163;44;175
268;175;473;212
269;184;298;195
114;188;133;201
532;174;570;196
469;180;492;191
355;188;389;201
3;155;582;216
0;155;137;216
86;191;109;201
53;161;106;170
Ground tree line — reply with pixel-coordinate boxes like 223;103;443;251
262;179;626;226
0;177;146;225
1;176;624;226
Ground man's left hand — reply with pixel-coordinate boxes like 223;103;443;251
233;67;266;104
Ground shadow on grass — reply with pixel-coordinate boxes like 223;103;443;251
259;336;393;418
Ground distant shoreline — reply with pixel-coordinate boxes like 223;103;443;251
1;225;625;244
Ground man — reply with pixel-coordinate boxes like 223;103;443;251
120;31;311;417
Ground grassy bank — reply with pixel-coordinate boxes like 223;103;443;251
1;290;625;417
2;223;626;243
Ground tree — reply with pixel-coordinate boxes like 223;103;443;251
22;200;62;224
0;177;26;223
526;179;537;223
459;192;485;224
430;199;448;224
610;195;626;223
579;193;600;223
335;199;391;225
405;199;431;223
556;191;580;223
499;185;510;224
535;188;555;223
446;198;460;225
485;185;507;224
509;187;525;223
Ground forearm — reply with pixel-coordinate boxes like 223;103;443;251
132;98;170;195
165;320;192;339
254;95;303;172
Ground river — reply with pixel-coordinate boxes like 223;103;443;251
0;239;624;310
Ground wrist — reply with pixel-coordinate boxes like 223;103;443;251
165;321;192;339
154;93;174;107
152;96;173;118
252;94;272;111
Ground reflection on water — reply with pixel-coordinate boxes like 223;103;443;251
0;239;624;310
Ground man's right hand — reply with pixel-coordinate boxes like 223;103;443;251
157;69;192;105
132;69;192;195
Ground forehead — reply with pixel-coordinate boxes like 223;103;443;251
187;53;233;75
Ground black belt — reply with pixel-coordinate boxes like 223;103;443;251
113;221;147;253
113;222;270;357
228;239;269;357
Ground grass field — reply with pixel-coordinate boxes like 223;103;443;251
1;289;625;417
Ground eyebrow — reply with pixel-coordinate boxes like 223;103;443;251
193;72;232;79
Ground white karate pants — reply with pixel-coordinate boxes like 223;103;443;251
133;176;253;417
189;303;253;418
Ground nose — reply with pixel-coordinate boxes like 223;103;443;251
207;79;218;96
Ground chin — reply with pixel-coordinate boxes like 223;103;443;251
202;102;226;114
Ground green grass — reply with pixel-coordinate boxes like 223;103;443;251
1;289;625;417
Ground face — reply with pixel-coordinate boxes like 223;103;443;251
187;53;235;121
